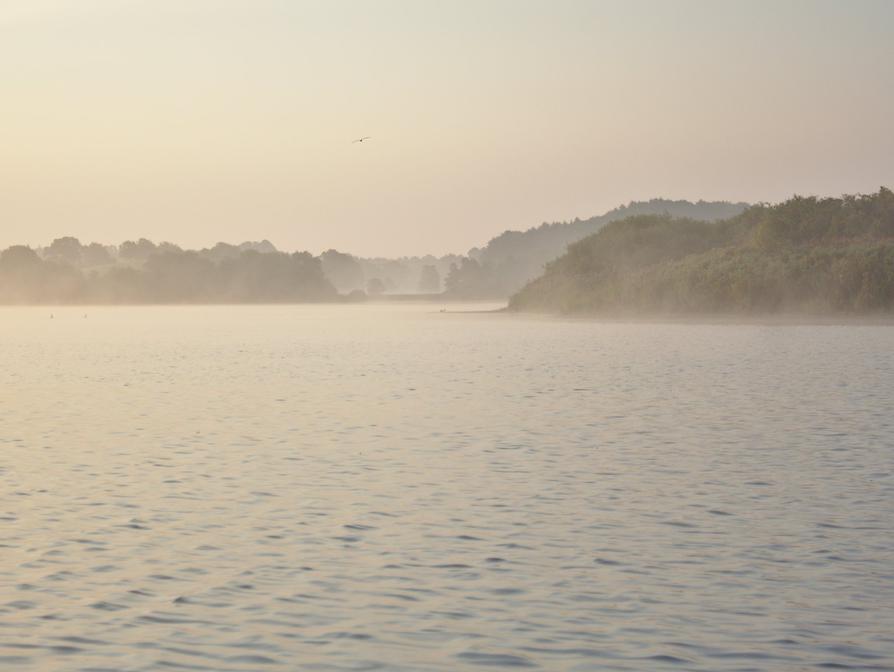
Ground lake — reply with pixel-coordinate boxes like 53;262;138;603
1;304;893;671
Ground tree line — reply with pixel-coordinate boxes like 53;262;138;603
0;236;462;304
0;240;335;304
509;188;894;314
443;198;749;298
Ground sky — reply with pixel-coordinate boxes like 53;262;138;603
2;0;893;257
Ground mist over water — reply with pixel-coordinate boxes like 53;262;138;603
2;305;893;671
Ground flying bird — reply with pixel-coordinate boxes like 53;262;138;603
352;136;371;144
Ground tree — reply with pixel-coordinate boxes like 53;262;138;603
418;264;441;293
119;238;158;260
82;243;113;266
366;277;385;296
321;249;365;292
202;242;241;263
45;237;83;265
0;245;41;270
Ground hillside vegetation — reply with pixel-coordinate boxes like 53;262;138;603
443;199;748;298
508;188;894;314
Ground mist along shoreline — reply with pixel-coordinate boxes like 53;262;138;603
6;300;894;326
496;303;894;325
501;307;894;326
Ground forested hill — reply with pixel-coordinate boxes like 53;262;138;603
508;188;894;315
444;199;749;298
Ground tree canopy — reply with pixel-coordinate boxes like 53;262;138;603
0;239;337;304
509;188;894;314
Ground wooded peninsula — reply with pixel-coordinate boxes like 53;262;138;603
509;188;894;315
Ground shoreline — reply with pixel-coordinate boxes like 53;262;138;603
500;308;894;326
3;301;894;325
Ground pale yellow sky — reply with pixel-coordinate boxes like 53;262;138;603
2;0;893;256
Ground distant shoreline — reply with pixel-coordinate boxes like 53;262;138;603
501;308;894;326
4;301;894;325
0;298;503;309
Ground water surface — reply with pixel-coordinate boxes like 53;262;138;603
2;304;893;671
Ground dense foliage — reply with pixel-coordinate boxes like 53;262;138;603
445;199;748;298
509;188;894;314
0;240;337;304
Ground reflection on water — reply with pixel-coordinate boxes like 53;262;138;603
1;305;893;671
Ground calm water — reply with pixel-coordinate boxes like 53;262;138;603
1;304;893;672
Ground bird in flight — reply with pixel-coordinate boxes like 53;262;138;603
352;136;371;144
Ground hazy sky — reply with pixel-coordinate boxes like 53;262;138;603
2;0;893;257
